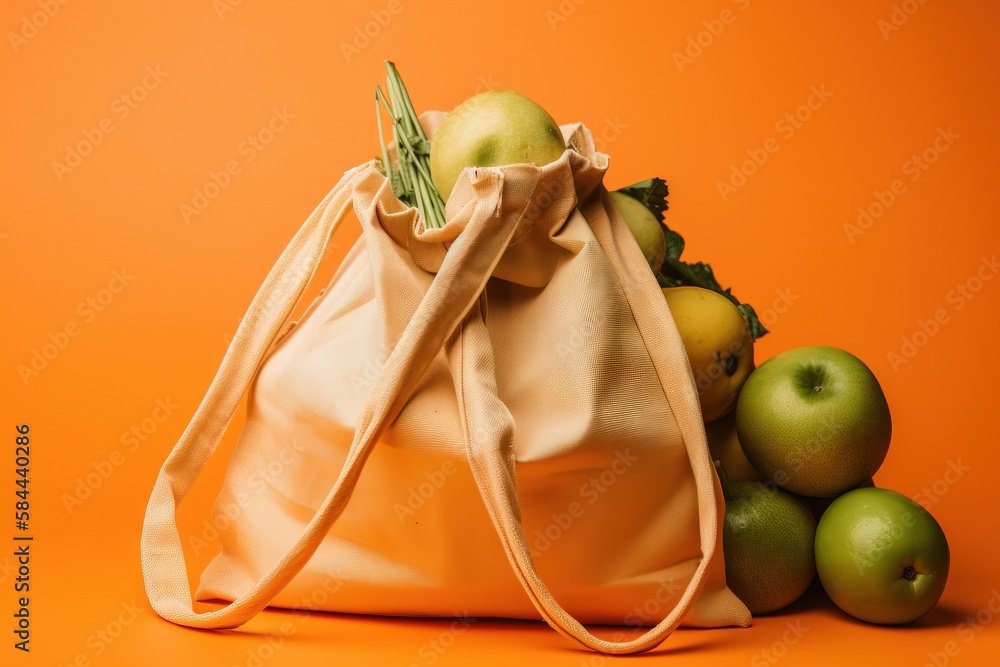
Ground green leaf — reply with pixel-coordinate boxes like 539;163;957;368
615;176;683;260
737;303;769;341
412;138;431;156
661;257;769;341
663;227;684;261
655;271;683;288
389;171;406;199
623;174;768;341
615;177;669;223
670;259;722;291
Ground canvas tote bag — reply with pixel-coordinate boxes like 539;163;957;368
141;114;751;655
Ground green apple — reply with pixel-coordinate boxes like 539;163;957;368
735;346;891;497
723;480;816;614
815;487;949;624
609;191;667;273
429;90;566;202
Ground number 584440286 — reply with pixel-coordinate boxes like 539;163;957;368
15;424;30;530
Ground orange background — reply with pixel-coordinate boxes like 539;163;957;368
2;0;999;664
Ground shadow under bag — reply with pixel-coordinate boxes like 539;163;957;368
140;116;751;655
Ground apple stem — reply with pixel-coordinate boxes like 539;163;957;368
714;460;736;503
902;566;917;581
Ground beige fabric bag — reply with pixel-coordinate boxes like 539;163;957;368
141;116;751;655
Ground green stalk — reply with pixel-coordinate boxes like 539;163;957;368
372;71;445;227
374;94;395;194
374;85;395;120
414;171;434;223
385;71;417;138
373;61;446;228
395;129;416;201
387;75;428;224
387;61;428;141
427;181;446;222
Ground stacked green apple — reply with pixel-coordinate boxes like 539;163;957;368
711;346;950;624
613;175;951;624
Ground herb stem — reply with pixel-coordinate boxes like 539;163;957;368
375;93;394;192
374;61;446;228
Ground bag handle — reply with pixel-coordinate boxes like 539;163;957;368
460;188;721;655
141;167;357;627
141;165;519;628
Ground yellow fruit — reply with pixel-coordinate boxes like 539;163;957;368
663;286;754;422
609;191;667;274
705;412;762;482
429;90;566;202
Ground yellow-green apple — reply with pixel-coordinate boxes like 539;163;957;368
815;487;949;624
735;346;891;497
609;190;667;273
429;90;565;202
723;480;816;614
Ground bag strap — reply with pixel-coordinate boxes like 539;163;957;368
461;188;720;655
141;167;356;627
141;165;522;629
